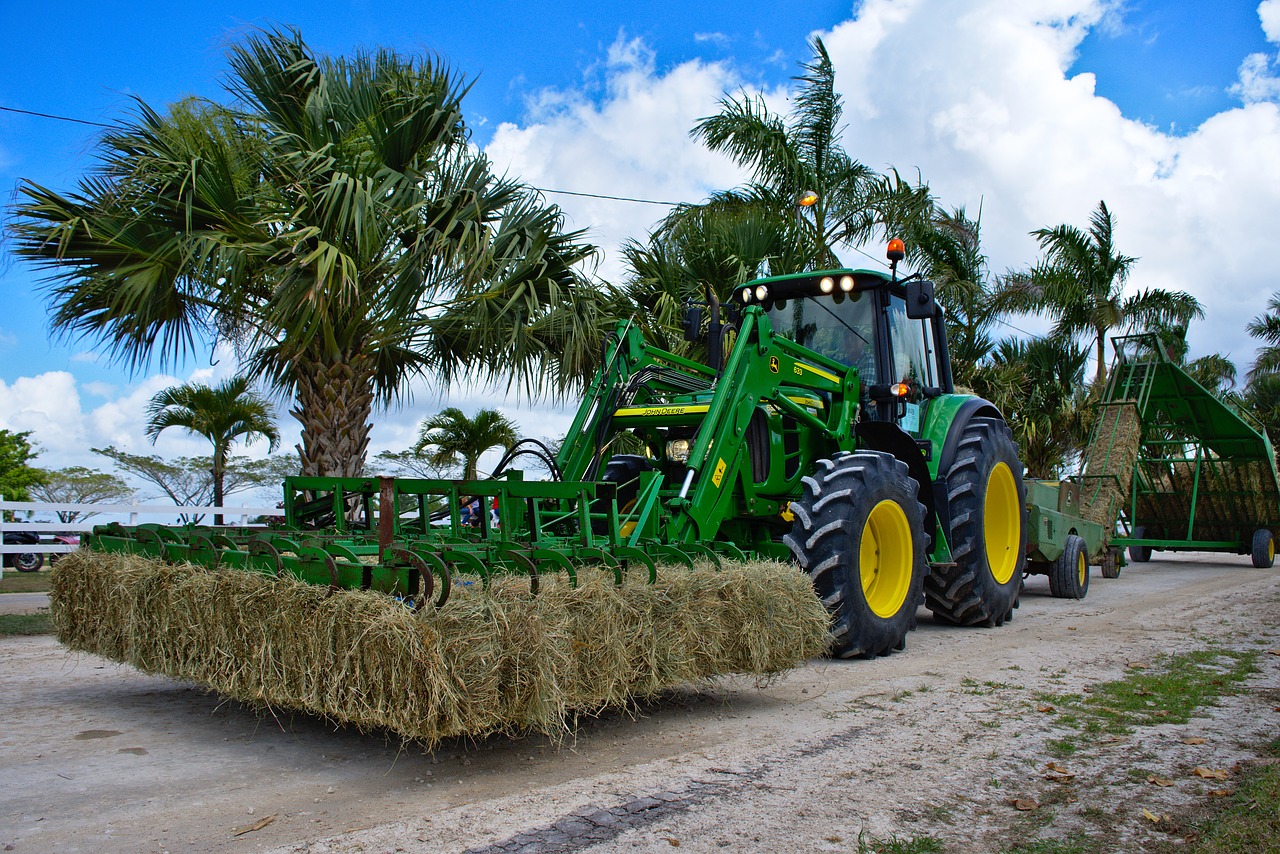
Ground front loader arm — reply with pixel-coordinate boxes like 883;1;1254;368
666;307;860;542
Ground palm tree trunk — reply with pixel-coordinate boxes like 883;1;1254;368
1095;328;1107;387
292;355;376;477
212;446;226;526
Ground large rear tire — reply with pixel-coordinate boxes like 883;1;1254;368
926;417;1026;627
1048;534;1089;599
785;451;927;659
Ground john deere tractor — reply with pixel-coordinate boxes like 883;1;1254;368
553;240;1027;656
85;242;1027;660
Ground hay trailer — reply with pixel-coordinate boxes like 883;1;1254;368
1080;333;1280;570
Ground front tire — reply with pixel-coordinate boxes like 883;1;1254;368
926;417;1026;627
1048;534;1089;599
13;552;44;573
785;451;927;659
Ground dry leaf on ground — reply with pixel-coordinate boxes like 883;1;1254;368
1192;767;1229;780
1036;704;1055;713
1011;798;1039;811
1147;775;1175;787
232;815;277;836
1207;789;1234;798
1181;737;1207;745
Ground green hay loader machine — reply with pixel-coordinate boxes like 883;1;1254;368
87;242;1103;659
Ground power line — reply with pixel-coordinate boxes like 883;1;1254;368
539;187;679;206
0;105;112;128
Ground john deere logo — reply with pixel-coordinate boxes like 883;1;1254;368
768;356;780;373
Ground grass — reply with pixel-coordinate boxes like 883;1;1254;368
0;569;53;594
0;612;53;636
1039;648;1258;740
855;833;943;854
1002;836;1093;854
1186;738;1280;852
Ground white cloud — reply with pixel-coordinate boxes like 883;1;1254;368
486;33;755;280
1232;1;1280;104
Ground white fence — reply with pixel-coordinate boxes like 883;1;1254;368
0;497;278;559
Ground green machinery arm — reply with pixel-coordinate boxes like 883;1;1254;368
557;307;862;548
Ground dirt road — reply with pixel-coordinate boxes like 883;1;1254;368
3;554;1279;853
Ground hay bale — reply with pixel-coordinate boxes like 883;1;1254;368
1079;402;1142;527
49;550;830;747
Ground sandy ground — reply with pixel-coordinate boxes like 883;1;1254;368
2;553;1279;853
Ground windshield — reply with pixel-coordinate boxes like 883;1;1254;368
766;294;878;384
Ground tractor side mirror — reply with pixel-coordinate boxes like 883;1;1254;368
905;279;937;319
682;304;704;342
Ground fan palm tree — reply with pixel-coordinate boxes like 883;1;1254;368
145;376;280;524
1004;201;1201;386
10;28;597;478
412;407;519;481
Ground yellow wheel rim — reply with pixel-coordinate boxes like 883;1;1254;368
984;462;1020;585
860;499;914;618
1270;537;1275;562
1077;551;1087;588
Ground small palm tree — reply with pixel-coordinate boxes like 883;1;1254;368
145;377;280;523
412;408;519;481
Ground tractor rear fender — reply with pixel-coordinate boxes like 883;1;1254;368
855;420;937;538
919;394;1005;547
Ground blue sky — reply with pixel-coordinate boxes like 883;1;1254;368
2;0;1279;477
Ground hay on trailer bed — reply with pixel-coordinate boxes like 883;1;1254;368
1079;401;1142;528
49;550;830;747
1134;458;1280;542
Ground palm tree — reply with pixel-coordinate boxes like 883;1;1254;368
10;28;597;478
1006;201;1201;385
145;377;280;524
689;36;884;270
411;408;519;481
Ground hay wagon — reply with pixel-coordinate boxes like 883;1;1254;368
1080;334;1280;570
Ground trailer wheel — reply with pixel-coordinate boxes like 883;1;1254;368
926;417;1026;627
1128;526;1152;563
1251;529;1275;569
1048;534;1089;599
784;451;927;659
1100;547;1122;579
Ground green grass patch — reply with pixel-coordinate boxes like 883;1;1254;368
1042;649;1257;738
855;833;943;854
1187;739;1280;852
0;569;53;594
0;612;53;636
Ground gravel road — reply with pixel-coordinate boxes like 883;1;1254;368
3;553;1279;853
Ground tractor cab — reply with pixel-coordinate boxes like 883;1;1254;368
734;264;952;432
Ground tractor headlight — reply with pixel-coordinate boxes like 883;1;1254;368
755;284;769;301
819;276;835;293
667;438;691;462
741;287;752;303
839;274;855;292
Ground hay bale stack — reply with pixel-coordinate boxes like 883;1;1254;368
1079;402;1142;527
1135;458;1280;541
49;550;830;746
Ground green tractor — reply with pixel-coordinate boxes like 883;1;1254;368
84;242;1029;660
555;241;1026;657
